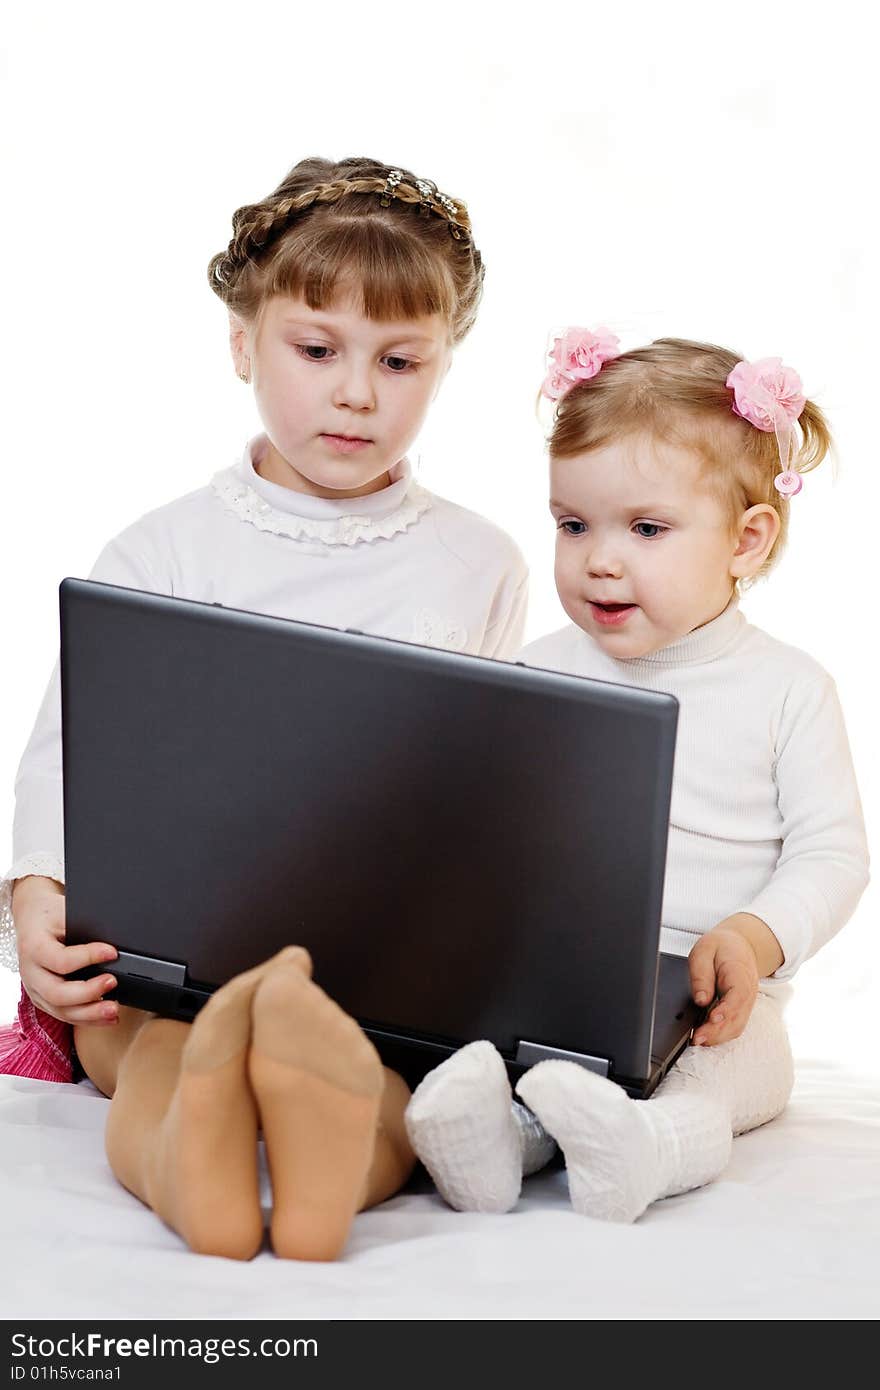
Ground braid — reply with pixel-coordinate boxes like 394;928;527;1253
210;170;476;297
207;156;484;344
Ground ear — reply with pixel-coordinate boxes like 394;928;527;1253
729;504;781;581
228;312;251;379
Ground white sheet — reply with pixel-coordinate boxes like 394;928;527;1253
2;1058;877;1321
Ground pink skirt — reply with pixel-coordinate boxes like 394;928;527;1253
0;983;73;1083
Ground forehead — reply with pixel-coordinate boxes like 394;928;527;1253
550;436;708;506
259;291;448;345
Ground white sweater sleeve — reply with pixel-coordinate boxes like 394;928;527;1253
478;573;529;660
0;536;165;967
740;673;870;981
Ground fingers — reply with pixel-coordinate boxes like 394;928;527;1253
44;998;121;1027
27;965;120;1025
688;938;718;1010
61;1001;121;1026
692;964;756;1046
693;1015;735;1047
39;937;118;976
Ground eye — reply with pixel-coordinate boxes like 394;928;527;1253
558;519;587;536
383;355;417;373
633;522;668;539
295;344;334;361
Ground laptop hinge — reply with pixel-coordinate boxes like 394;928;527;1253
515;1040;610;1077
112;950;187;988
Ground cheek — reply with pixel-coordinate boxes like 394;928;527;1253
267;356;312;400
257;353;294;396
393;388;422;427
554;543;578;594
396;376;436;425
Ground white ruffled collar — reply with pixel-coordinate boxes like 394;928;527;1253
210;434;433;547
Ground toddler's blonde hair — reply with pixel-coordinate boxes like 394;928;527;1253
548;338;833;584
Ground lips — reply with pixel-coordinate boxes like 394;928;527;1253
588;600;637;627
320;434;372;454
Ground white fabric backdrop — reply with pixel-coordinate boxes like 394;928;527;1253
4;1063;878;1319
2;0;877;1066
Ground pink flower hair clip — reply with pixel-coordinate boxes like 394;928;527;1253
725;357;807;498
541;326;621;401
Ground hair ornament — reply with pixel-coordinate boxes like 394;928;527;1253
375;170;464;237
380;169;404;206
725;357;807;499
541;326;621;401
434;190;463;238
435;191;459;219
415;178;438;216
773;469;803;497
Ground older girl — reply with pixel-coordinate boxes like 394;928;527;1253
1;156;527;1260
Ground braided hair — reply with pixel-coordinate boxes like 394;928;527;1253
208;156;484;345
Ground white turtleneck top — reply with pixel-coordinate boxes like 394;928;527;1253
519;601;870;982
0;435;527;959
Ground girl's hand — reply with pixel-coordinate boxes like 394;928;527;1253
12;876;120;1026
688;913;782;1046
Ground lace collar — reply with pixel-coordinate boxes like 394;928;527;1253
210;434;433;547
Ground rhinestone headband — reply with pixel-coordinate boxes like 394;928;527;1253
380;169;465;239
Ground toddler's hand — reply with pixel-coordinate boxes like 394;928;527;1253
688;920;760;1046
12;876;120;1026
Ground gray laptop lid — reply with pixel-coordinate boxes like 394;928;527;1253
61;578;680;1086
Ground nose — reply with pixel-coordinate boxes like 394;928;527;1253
332;358;376;412
586;536;624;580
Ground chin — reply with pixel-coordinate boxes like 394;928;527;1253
308;466;385;493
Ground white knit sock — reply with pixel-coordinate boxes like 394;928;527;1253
404;1041;555;1212
516;1062;731;1222
515;993;793;1223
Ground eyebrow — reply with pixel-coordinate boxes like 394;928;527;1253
281;318;440;347
549;498;681;516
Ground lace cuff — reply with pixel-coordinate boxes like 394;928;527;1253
0;853;66;973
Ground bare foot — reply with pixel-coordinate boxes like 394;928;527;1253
135;948;310;1260
249;959;384;1261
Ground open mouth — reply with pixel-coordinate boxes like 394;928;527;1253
589;601;637;626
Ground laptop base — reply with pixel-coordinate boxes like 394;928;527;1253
72;949;702;1100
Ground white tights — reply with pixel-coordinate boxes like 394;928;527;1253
406;993;794;1221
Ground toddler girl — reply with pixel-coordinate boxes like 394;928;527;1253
406;331;870;1221
0;155;527;1260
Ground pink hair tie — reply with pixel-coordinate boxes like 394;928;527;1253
725;357;807;498
541;326;621;401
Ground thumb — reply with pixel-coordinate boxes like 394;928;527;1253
688;938;718;1007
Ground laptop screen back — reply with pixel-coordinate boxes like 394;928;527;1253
61;579;678;1083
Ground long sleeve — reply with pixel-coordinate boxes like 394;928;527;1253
1;537;165;967
739;673;870;981
479;573;529;660
519;608;871;985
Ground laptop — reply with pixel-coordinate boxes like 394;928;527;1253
60;577;700;1099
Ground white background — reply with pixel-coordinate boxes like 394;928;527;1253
2;1;877;1067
